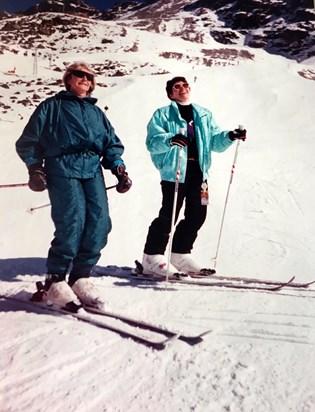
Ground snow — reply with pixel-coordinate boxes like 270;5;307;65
1;13;315;412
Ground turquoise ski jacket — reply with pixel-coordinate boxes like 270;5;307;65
16;91;125;178
146;101;233;182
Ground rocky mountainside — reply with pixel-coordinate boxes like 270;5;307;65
18;0;100;17
111;0;315;62
1;0;314;61
0;0;314;119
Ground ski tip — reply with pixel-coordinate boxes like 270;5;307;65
180;329;212;345
198;329;212;338
303;279;315;287
151;333;180;350
270;275;296;291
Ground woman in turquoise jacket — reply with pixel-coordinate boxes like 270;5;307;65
142;76;246;277
16;61;132;312
146;101;232;183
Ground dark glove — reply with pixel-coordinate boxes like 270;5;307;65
170;134;189;148
27;163;47;192
229;128;247;141
111;164;132;194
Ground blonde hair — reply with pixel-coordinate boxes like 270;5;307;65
63;61;96;95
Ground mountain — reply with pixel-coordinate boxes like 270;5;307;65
25;1;100;17
0;0;315;120
0;0;254;118
113;0;315;62
1;0;314;61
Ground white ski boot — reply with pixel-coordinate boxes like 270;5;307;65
142;253;178;277
43;278;82;313
171;253;203;275
71;278;106;310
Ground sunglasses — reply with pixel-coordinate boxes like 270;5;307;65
173;82;190;90
71;70;94;82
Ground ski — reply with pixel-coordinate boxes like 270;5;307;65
132;261;296;291
194;274;315;289
132;273;295;291
31;281;210;345
83;305;212;346
0;294;178;350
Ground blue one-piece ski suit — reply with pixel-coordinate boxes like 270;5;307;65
16;90;125;278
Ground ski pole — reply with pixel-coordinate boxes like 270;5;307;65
0;183;28;188
166;128;185;282
105;184;117;191
212;126;243;268
27;203;51;213
27;183;118;213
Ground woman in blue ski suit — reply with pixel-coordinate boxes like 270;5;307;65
142;76;246;276
16;61;132;310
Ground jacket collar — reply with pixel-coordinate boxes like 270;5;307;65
56;90;97;104
170;100;207;117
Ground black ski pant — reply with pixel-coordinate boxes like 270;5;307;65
144;161;207;255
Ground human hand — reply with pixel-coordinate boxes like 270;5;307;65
229;127;247;141
27;164;47;192
170;134;189;148
111;164;132;193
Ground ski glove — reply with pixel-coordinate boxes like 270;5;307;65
170;134;189;148
27;163;47;192
229;128;247;141
111;164;132;194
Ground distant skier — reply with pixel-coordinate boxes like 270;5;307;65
142;76;246;276
16;61;132;312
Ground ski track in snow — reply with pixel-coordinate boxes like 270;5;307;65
1;274;315;412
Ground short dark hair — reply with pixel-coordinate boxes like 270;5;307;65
166;76;188;99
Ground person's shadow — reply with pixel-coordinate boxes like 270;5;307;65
0;257;46;281
0;258;172;290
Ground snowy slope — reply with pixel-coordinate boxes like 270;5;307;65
0;10;315;412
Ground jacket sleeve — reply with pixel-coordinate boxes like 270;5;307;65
100;113;125;170
146;109;173;155
15;102;48;166
207;111;233;153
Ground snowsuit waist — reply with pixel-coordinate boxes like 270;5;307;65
45;151;102;179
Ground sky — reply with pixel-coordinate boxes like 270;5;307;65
0;0;136;13
1;6;315;412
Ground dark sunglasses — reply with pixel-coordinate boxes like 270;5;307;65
173;82;190;90
71;70;94;82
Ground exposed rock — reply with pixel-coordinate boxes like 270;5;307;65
210;30;240;45
24;0;100;17
0;0;314;64
202;0;315;60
